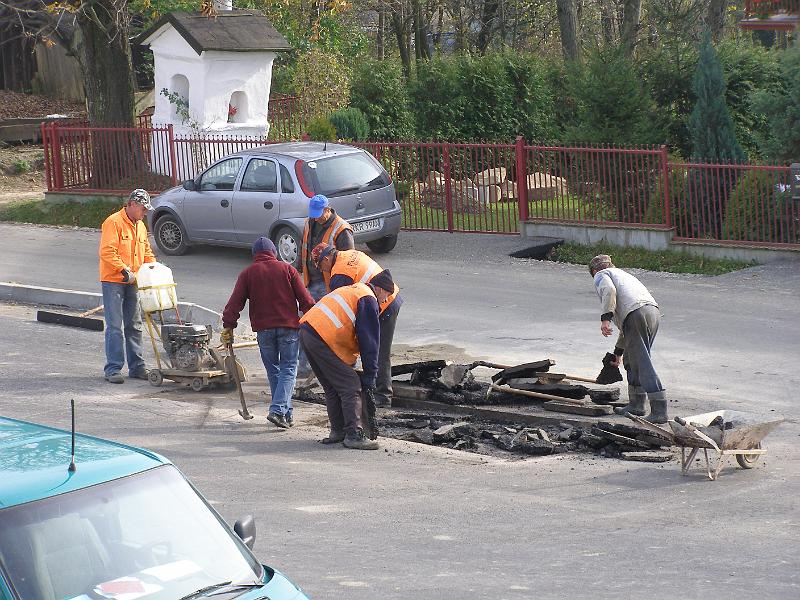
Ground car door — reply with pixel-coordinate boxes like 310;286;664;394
183;157;243;242
231;157;281;244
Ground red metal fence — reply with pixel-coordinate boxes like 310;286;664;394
41;122;799;248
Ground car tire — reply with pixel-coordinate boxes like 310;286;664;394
154;214;189;256
366;234;398;254
273;226;301;269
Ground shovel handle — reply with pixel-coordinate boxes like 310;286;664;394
227;341;253;420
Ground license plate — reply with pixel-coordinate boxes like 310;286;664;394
352;218;381;233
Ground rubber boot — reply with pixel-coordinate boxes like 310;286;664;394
644;391;668;424
614;385;647;416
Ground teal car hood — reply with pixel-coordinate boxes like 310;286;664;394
0;416;167;507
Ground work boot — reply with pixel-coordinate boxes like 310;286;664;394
285;413;294;427
644;391;669;424
105;373;124;384
614;385;647;416
267;412;290;429
129;369;149;380
343;429;379;450
319;429;345;444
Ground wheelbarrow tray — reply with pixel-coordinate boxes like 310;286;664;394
668;410;783;450
628;410;783;480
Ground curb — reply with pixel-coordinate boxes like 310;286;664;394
0;282;222;330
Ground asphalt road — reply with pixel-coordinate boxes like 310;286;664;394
1;223;799;599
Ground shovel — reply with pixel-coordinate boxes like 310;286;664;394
227;341;253;420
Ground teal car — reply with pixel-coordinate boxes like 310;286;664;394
0;416;310;600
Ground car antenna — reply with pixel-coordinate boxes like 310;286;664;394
68;398;77;473
323;139;327;152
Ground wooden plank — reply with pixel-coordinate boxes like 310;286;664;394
543;401;613;416
490;384;585;405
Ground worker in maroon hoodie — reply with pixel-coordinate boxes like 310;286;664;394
221;237;315;429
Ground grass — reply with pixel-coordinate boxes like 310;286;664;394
549;242;755;275
0;199;122;228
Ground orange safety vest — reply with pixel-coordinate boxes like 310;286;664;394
300;283;375;366
328;249;399;314
301;214;354;286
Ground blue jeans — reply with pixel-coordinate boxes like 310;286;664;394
297;279;327;376
102;282;145;377
257;328;300;417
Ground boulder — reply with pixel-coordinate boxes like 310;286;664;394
477;185;502;203
499;180;518;201
473;166;507;186
527;172;568;201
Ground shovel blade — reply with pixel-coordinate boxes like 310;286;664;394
239;409;254;420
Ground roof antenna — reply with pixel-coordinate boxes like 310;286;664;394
68;398;77;473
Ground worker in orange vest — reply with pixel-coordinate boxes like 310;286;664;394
98;189;157;384
299;274;396;450
297;194;354;380
313;244;402;408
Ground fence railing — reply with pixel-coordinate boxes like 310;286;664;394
41;122;799;248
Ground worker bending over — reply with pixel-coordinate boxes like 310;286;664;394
299;274;396;450
589;254;667;424
313;244;402;408
297;194;354;380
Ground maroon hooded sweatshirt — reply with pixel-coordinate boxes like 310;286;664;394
222;251;315;331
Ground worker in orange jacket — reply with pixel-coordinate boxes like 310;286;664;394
99;189;156;383
296;194;354;381
299;274;396;450
313;244;402;408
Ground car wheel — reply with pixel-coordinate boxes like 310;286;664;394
154;214;189;256
274;226;301;269
366;234;398;254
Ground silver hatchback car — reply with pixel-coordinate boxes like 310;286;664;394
148;142;402;267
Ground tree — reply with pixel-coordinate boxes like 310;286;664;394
750;45;800;163
689;32;746;162
556;0;579;61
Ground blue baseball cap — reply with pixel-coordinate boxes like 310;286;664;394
308;194;330;218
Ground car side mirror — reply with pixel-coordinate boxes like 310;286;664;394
182;179;196;191
234;515;256;550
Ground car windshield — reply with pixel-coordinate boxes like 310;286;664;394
307;152;389;197
0;465;262;600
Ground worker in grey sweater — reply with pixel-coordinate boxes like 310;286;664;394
589;254;667;424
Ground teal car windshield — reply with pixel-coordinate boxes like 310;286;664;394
0;465;262;600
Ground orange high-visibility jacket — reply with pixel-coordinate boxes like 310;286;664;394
299;283;375;365
301;214;353;286
328;249;399;314
99;208;156;283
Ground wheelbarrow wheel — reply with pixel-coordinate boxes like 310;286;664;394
736;443;762;469
148;369;163;386
190;377;205;392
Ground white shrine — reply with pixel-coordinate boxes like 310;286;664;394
139;3;291;139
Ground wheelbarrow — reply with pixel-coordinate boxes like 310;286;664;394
627;410;784;481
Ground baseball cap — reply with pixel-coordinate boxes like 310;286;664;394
129;188;152;210
308;194;330;218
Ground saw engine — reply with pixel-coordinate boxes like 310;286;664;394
160;323;215;371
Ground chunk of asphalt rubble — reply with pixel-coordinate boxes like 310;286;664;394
432;422;475;443
557;427;574;442
409;429;435;445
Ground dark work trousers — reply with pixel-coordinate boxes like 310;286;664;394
375;308;399;405
300;329;363;434
622;304;664;394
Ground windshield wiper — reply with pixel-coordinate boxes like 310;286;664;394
329;185;363;196
178;580;262;600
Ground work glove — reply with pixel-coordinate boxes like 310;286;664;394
220;328;234;346
121;269;136;285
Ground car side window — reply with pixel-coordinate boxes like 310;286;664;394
280;164;295;193
199;158;243;191
240;158;278;193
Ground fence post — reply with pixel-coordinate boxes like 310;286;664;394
168;124;178;186
660;144;672;229
515;136;528;223
442;144;454;233
41;122;52;191
51;122;64;191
